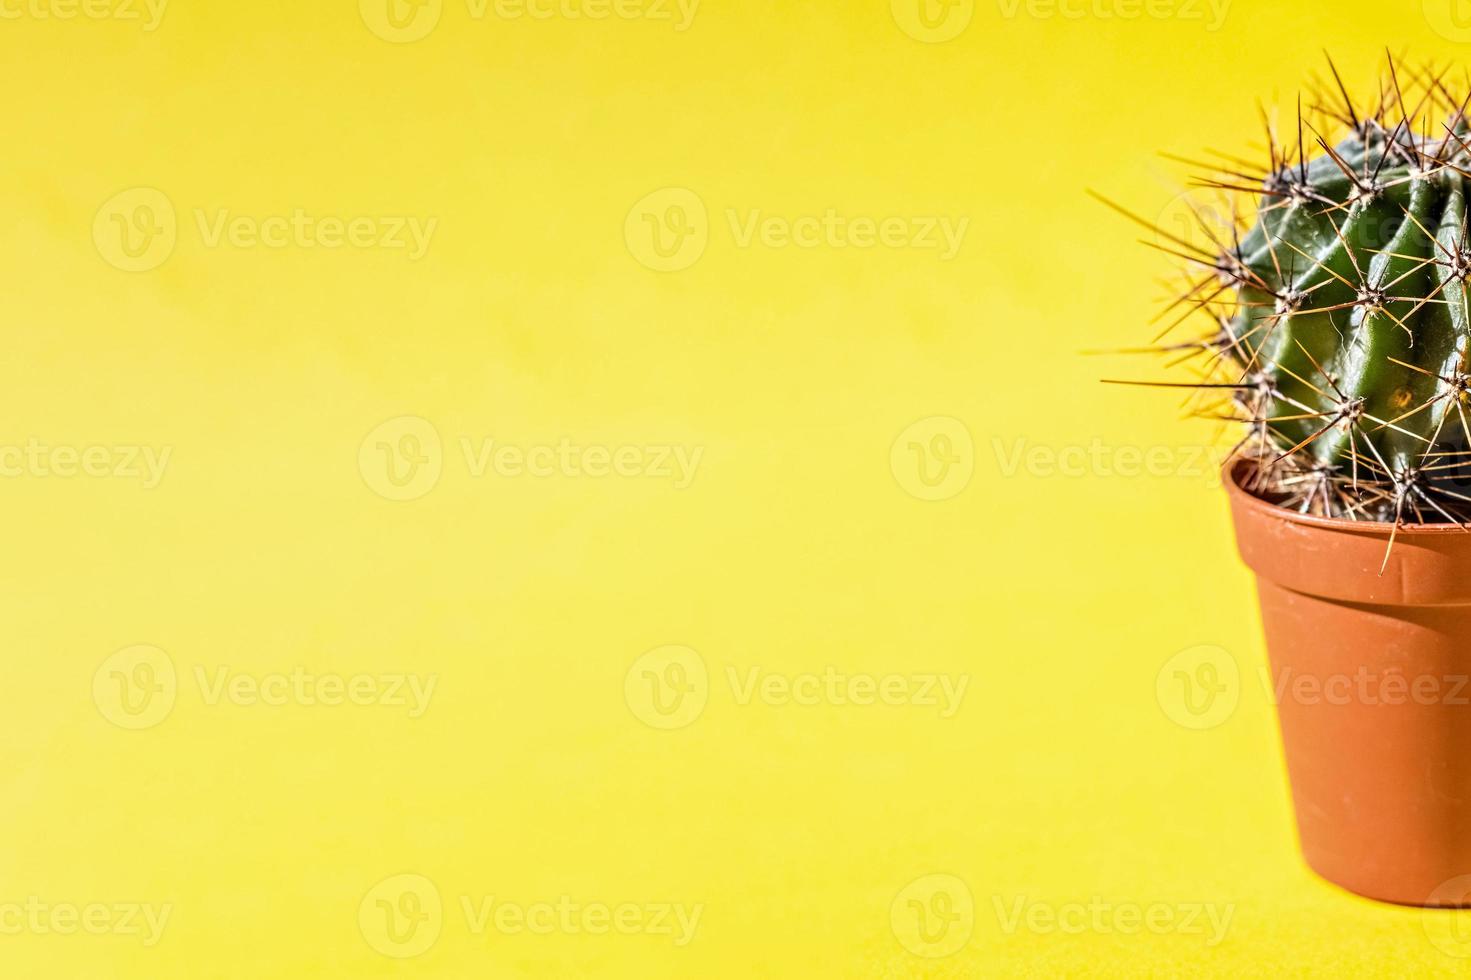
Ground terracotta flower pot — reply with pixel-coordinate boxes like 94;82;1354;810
1226;461;1471;907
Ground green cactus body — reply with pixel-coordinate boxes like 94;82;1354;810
1107;60;1471;522
1099;56;1471;527
1231;129;1471;486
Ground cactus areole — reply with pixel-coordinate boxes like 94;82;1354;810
1120;59;1471;524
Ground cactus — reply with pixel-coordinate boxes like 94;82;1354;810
1110;55;1471;525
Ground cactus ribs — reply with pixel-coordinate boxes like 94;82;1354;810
1105;53;1471;529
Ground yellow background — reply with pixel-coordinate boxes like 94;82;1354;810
4;0;1471;975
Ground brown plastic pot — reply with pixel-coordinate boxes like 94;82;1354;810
1226;461;1471;907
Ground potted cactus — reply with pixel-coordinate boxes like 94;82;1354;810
1110;55;1471;907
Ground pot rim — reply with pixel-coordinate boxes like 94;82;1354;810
1222;457;1471;537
